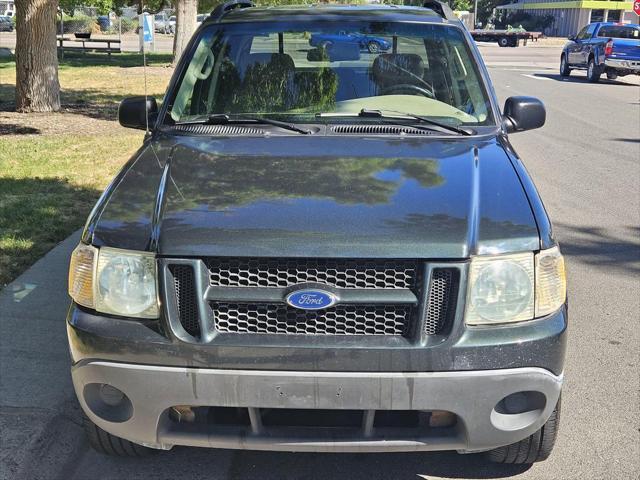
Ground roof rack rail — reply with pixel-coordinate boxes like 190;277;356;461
422;0;456;21
210;0;254;21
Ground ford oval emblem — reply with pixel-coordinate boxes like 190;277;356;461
286;289;337;310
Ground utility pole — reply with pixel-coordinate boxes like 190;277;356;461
474;0;478;28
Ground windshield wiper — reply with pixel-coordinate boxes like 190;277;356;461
317;109;473;136
176;114;312;135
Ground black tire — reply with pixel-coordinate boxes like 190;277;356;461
82;412;152;457
607;71;618;80
587;57;602;83
560;54;571;77
487;397;561;465
367;41;380;54
498;37;509;48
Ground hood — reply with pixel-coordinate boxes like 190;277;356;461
90;135;540;258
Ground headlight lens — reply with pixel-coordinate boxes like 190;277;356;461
466;252;534;325
68;245;158;318
535;246;566;317
68;244;97;309
465;248;566;326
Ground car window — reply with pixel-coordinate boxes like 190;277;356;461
168;21;494;127
597;25;640;39
575;26;588;40
577;24;596;40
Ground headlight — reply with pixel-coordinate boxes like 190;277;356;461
465;247;566;326
68;244;159;319
535;246;566;317
68;244;97;309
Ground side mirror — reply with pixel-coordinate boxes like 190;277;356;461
568;35;576;41
118;96;158;130
503;96;546;134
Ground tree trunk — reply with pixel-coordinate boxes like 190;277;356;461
15;0;61;112
172;0;197;65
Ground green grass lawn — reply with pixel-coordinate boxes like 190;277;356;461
0;53;174;287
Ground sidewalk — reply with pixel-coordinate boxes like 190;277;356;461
0;231;86;480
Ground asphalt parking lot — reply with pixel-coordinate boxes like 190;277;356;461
0;43;639;480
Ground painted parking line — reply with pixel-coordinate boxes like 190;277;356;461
522;74;552;81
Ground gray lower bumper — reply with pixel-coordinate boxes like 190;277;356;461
605;58;640;72
72;362;562;453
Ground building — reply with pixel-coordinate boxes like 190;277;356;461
495;1;638;36
0;0;14;17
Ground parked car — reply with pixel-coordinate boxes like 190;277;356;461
310;31;392;53
561;22;640;82
168;15;176;34
0;15;13;32
154;12;171;34
68;0;567;466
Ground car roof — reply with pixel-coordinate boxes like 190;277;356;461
207;5;456;25
594;22;638;27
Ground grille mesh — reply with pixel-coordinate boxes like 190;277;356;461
424;269;458;335
170;265;200;337
212;303;412;335
207;258;418;290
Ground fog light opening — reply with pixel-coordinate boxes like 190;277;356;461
491;391;546;431
83;383;133;423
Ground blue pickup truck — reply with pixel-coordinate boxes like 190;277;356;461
309;31;392;53
561;22;640;82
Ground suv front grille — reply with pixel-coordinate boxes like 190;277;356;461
167;258;460;341
212;303;412;335
206;258;418;289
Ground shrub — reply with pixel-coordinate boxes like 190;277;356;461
57;14;97;34
120;17;138;34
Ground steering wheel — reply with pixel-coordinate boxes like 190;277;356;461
380;83;435;99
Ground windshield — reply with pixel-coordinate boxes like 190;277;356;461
597;25;640;39
167;20;495;127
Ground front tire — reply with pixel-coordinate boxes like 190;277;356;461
587;58;602;83
498;37;509;48
560;54;571;77
486;397;561;464
83;412;152;457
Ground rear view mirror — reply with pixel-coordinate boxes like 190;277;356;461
503;96;546;133
118;96;158;130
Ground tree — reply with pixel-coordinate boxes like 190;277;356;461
173;0;197;65
15;0;61;112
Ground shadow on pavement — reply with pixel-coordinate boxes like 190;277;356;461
72;447;531;480
611;137;640;144
556;223;640;275
531;73;638;86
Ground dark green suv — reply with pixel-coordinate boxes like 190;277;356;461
67;1;567;465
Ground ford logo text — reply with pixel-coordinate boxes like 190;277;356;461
285;289;337;310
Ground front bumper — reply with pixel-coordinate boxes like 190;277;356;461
605;58;640;73
72;362;562;453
